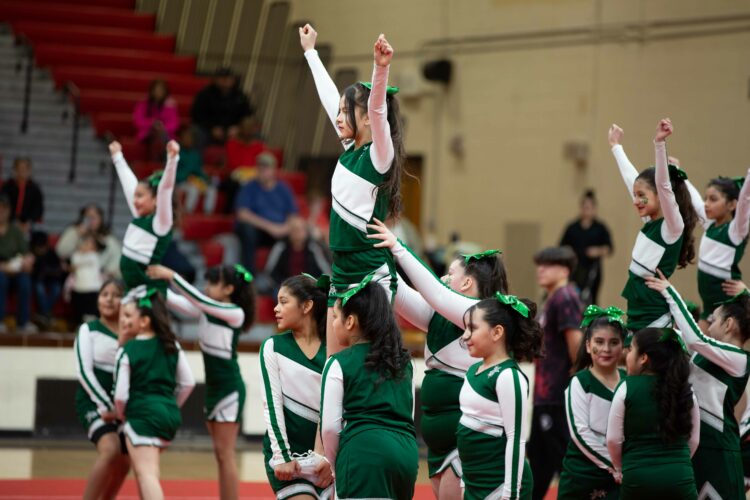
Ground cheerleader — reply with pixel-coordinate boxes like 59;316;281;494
645;271;750;499
259;274;333;499
114;288;195;500
109;140;178;293
368;218;507;498
557;305;627;499
686;170;750;332
300;25;407;354
74;279;130;500
608;120;698;337
457;294;542;499
321;276;418;499
606;328;700;499
147;264;256;500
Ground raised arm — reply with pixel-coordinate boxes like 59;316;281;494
74;323;114;413
729;167;750;245
110;142;138;218
320;357;344;471
368;35;395;174
496;368;530;499
300;25;342;140
608;124;639;197
565;377;614;472
393;276;435;332
113;348;130;421
686;179;709;227
654;120;683;243
259;338;293;465
662;285;748;377
606;381;627;476
174;345;195;407
153;141;179;236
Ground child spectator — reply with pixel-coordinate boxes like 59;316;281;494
176;127;217;214
1;157;44;233
30;231;64;329
70;234;103;325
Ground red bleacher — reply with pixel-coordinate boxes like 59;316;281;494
0;1;153;30
12;22;175;52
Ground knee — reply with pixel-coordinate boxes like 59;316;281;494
213;444;236;465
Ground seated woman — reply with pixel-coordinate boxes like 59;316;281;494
133;80;180;161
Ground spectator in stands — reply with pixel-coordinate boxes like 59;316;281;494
30;231;64;330
69;233;103;325
222;116;268;211
262;215;331;294
190;67;254;147
235;153;297;273
56;204;121;279
0;195;36;333
176;127;217;214
1;157;44;233
133;79;180;161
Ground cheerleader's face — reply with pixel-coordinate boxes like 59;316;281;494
707;306;731;342
336;95;368;141
443;259;470;293
274;286;310;332
134;183;157;216
119;302;139;341
632;180;658;218
98;282;122;321
587;326;623;370
331;302;354;347
625;338;648;375
704;186;735;222
461;308;501;359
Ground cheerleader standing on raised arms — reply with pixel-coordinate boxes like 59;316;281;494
109;140;178;293
557;306;627;500
74;279;130;500
368;218;508;499
645;270;750;499
147;264;256;500
321;276;418;499
259;274;333;500
114;289;195;500
300;25;406;354
608;119;698;335
457;294;542;499
606;328;700;499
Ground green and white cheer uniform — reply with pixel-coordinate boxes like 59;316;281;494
74;319;119;442
612;142;684;333
390;240;481;477
687;168;750;319
457;359;533;500
606;375;700;500
558;368;625;500
113;151;177;293
114;336;194;447
738;403;750;489
166;274;246;422
304;49;397;305
661;285;750;499
321;343;418;500
259;332;331;500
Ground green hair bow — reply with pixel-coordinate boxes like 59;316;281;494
716;288;750;306
138;287;158;309
146;170;163;188
580;305;625;328
234;264;254;283
337;272;375;306
358;81;399;95
719;175;745;191
495;292;530;318
658;328;688;353
302;273;331;291
462;249;502;265
667;164;688;181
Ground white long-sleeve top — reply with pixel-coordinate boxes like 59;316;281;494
74;321;118;413
320;357;344;469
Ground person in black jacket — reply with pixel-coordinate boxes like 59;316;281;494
1;157;44;233
190;67;254;146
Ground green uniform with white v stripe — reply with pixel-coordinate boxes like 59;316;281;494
421;313;473;477
259;332;331;499
739;413;750;489
662;285;750;499
622;218;682;332
558;368;625;500
329;143;396;305
74;319;119;440
120;213;172;293
698;222;748;319
457;359;533;500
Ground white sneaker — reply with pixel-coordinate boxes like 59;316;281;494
19;323;38;334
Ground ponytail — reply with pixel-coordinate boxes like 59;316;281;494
137;293;178;355
205;265;256;330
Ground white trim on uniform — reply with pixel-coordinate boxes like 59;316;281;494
459;414;505;437
275;482;316;499
87;417;105;439
122;223;159;264
647;312;673;328
434;448;463;478
283;395;320;424
123;421;170;448
207;391;241;422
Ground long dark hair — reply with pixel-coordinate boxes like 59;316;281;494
708;177;740;217
573;317;627;372
137;293;178;354
635;167;698;268
464;297;544;362
717;294;750;342
456;253;509;298
339;282;410;382
633;328;694;443
280;274;327;341
147;79;169;113
205;265;256;330
343;82;407;218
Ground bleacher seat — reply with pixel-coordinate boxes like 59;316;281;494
181;214;234;241
35;45;196;74
52;67;208;96
79;90;192;116
0;1;154;31
12;21;175;52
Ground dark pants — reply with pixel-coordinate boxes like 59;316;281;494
34;280;61;317
235;222;275;274
0;271;32;327
71;291;99;326
527;404;569;500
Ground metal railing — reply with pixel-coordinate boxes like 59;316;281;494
61;82;81;183
14;35;33;134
